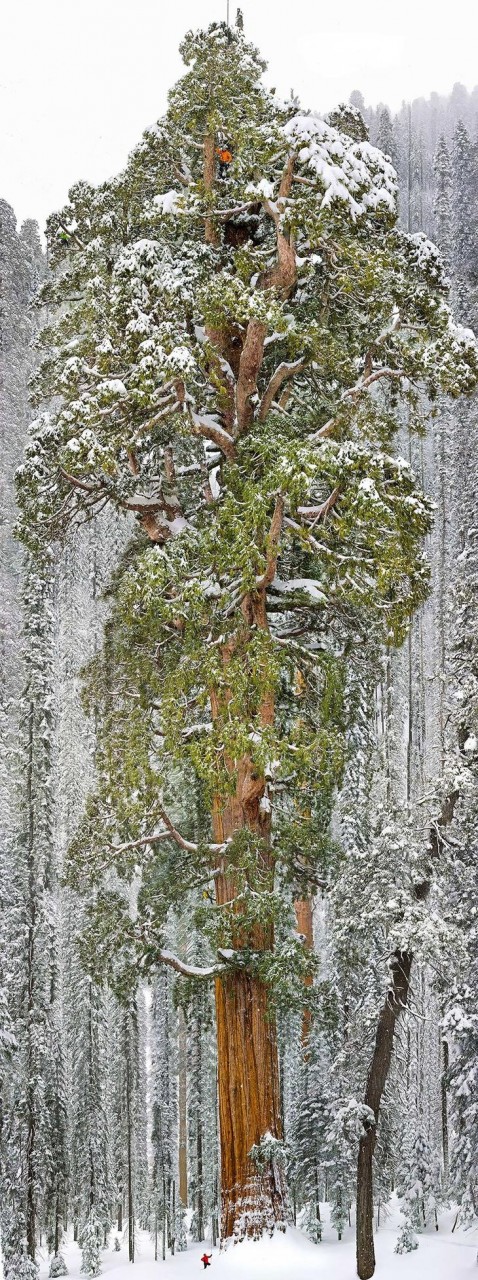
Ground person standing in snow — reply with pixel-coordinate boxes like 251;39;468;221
201;1253;212;1269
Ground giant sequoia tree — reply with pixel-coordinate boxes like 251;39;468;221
16;20;478;1245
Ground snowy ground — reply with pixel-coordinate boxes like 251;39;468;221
30;1206;478;1280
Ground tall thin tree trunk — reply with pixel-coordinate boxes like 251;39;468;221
178;1007;188;1207
171;1180;176;1255
441;1029;450;1182
197;1036;204;1242
126;1050;134;1263
26;699;36;1261
356;951;412;1280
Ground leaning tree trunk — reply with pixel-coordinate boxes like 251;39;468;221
356;787;458;1279
356;950;412;1280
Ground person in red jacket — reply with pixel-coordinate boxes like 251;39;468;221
201;1254;212;1269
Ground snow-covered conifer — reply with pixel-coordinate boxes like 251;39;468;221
14;18;478;1255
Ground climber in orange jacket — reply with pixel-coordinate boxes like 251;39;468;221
216;143;233;177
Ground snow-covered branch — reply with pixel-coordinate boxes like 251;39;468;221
312;368;406;441
109;806;227;860
297;486;341;524
157;805;227;856
258;358;306;423
157;949;225;979
187;406;237;461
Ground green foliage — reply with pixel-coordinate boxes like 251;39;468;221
16;20;478;1007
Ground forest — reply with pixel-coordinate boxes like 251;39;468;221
1;16;478;1280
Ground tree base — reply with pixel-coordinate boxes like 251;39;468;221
222;1171;289;1243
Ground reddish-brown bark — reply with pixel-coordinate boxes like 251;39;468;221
209;587;288;1238
294;898;314;1045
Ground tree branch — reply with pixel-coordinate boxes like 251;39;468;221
157;949;225;979
312;368;406;442
157;805;227;856
59;468;100;495
236;319;268;435
109;832;173;855
260;156;297;297
187;404;237;461
258;358;306;423
110;808;227;860
297;486;341;524
255;494;285;589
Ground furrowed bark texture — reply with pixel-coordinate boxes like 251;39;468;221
214;968;285;1240
211;591;288;1240
212;779;287;1239
294;898;314;1045
356;951;412;1279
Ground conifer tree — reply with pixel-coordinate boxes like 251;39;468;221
16;20;478;1247
441;488;478;1224
150;967;178;1258
433;136;453;269
376;108;398;168
451;121;478;323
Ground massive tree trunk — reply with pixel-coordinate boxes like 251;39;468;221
356;950;412;1280
211;590;288;1239
212;782;288;1239
215;968;286;1239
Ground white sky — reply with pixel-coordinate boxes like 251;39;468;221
2;0;478;233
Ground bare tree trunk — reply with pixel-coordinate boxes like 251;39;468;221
295;898;314;1044
215;964;286;1238
178;1008;188;1207
441;1028;450;1182
196;1032;204;1242
212;772;287;1239
26;699;36;1261
126;1051;134;1263
356;951;412;1280
208;586;288;1239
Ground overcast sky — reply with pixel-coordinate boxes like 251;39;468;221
1;0;477;232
